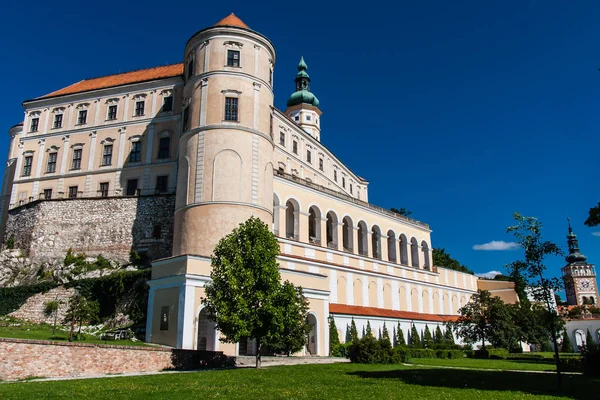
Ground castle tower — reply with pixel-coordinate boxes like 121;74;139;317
561;219;599;305
173;14;276;257
284;56;322;141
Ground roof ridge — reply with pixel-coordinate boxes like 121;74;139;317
78;62;183;82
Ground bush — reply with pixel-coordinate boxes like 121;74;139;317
347;336;404;364
6;234;15;249
581;345;600;376
435;349;448;359
331;342;349;357
559;357;582;373
473;349;489;359
407;348;437;359
464;349;474;358
0;281;59;315
447;350;465;359
488;348;509;359
44;300;58;317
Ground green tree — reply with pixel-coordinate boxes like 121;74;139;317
329;317;340;354
397;322;406;346
365;321;373;337
432;248;473;275
423;325;433;348
586;329;596;351
584;202;600;227
268;281;311;356
390;207;412;217
410;324;421;348
506;213;564;388
382;323;391;346
434;326;444;345
561;330;573;353
202;217;307;368
444;325;455;345
349;318;359;342
64;294;99;339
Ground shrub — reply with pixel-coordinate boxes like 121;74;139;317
6;234;15;249
464;349;474;358
559;357;582;373
331;342;349;357
347;336;403;364
473;349;489;359
407;348;437;359
581;345;600;376
44;300;58;317
488;348;509;359
435;349;448;359
447;350;465;359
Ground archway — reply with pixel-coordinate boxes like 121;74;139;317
197;308;216;351
342;216;354;252
308;206;322;245
285;199;299;240
326;211;338;249
371;225;382;259
421;241;431;270
399;234;408;264
273;194;280;235
410;237;419;268
574;330;585;350
387;230;397;262
306;314;318;355
357;221;368;256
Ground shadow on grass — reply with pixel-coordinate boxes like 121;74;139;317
348;368;598;400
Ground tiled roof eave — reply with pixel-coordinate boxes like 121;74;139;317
329;304;458;323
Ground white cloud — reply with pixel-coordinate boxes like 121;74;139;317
476;270;504;279
472;241;520;251
592;232;600;237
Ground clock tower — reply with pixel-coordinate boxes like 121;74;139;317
561;219;598;305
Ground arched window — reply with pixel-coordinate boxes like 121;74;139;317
582;296;589;305
342;216;354;252
371;225;382;259
326;211;338;249
410;237;419;268
285;199;299;240
308;206;322;245
273;194;280;235
357;221;368;256
421;240;430;270
591;296;596;305
399;234;408;265
387;230;397;262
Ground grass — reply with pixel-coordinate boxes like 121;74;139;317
408;357;558;371
0;318;148;347
1;363;598;399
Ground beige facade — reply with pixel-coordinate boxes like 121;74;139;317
4;14;498;357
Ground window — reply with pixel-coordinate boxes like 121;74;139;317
135;101;145;116
306;115;312;121
342;177;346;188
227;50;240;67
156;175;168;193
43;189;52;199
187;59;194;79
224;97;238;121
183;108;189;131
77;110;87;124
126;179;138;196
269;69;272;85
129;141;141;163
279;132;285;146
294;115;299;122
350;184;353;194
22;156;33;176
334;170;337;182
158;137;170;159
306;150;312;164
46;152;57;173
102;145;113;166
163;96;173;112
53;114;63;129
292;141;298;154
71;149;82;170
107;105;117;120
319;158;323;171
152;225;162;239
99;182;109;198
68;186;78;199
30;118;39;132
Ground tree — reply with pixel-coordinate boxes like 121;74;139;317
586;329;596;351
444;325;455;345
410;324;421;348
561;330;573;353
390;207;412;217
268;281;311;356
349;318;359;342
432;248;474;275
452;290;515;350
64;294;99;339
365;321;373;337
584;202;600;227
506;212;564;388
202;217;307;368
382;323;391;346
434;326;444;345
329;317;340;354
397;322;406;346
423;325;433;348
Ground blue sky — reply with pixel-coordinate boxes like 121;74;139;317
1;1;599;293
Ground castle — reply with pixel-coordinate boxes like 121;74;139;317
2;14;513;356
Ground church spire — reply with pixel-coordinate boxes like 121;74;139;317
287;56;319;107
284;55;322;141
566;218;587;264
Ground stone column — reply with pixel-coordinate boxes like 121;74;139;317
380;234;388;262
352;226;360;255
366;231;373;259
274;204;285;236
336;222;344;251
299;211;309;243
320;217;327;247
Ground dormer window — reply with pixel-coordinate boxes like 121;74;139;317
294;115;299;122
227;50;240;67
306;115;311;121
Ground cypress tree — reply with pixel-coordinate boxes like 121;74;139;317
378;327;382;340
410;324;421;348
329;318;340;353
423;324;433;348
362;326;366;338
586;329;596;350
444;327;455;345
434;326;444;345
345;323;351;343
382;322;391;345
393;326;398;347
366;321;372;337
560;329;573;353
349;318;358;342
397;321;406;345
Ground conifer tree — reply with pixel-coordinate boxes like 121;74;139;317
378;327;382;340
382;322;391;345
366;320;372;337
398;325;406;346
560;329;573;353
345;324;352;343
435;326;444;345
586;329;596;351
444;326;455;345
349;318;359;342
329;317;340;352
423;324;433;348
362;326;366;338
410;324;421;348
393;326;398;347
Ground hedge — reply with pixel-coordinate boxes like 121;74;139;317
0;281;59;315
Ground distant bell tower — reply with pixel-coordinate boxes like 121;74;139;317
284;56;322;141
561;218;599;305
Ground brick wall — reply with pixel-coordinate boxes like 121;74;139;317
5;195;175;264
0;338;231;381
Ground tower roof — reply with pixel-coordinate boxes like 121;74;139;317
214;13;249;29
286;56;319;108
566;218;587;264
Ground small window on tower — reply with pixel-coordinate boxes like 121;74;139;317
306;115;311;121
294;115;299;122
227;50;240;67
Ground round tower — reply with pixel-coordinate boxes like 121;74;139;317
173;14;276;256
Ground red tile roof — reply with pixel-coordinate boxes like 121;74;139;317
37;63;184;100
329;304;458;323
214;13;249;29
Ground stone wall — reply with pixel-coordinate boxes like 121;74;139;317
8;286;75;324
5;195;175;264
0;338;231;380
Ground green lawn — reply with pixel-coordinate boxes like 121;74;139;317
409;357;557;371
0;318;148;347
1;363;598;399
